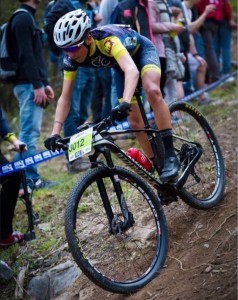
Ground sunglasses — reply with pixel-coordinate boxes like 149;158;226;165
64;40;84;53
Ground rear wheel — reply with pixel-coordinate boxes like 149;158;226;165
169;102;225;209
65;166;168;293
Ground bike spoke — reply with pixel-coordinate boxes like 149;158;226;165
171;108;223;201
72;175;161;283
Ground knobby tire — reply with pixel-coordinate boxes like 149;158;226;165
65;166;168;294
169;102;225;209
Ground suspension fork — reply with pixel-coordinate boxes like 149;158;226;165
95;147;132;232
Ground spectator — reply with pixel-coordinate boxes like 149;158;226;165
0;108;26;246
45;9;180;183
166;0;191;100
148;0;185;103
91;68;112;124
98;0;118;109
98;0;118;25
44;0;99;173
213;1;237;82
196;0;231;83
9;0;56;191
89;0;113;124
182;0;215;104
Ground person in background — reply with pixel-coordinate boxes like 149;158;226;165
196;0;232;83
89;0;114;124
98;0;119;109
98;0;118;25
182;0;216;104
213;1;237;82
9;0;56;191
149;0;185;104
0;108;26;246
45;9;180;183
90;67;112;124
44;0;100;173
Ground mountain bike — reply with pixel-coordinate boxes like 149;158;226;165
56;92;225;294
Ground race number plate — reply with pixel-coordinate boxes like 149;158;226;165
68;127;93;162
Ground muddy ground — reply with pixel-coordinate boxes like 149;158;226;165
53;98;237;300
0;93;237;300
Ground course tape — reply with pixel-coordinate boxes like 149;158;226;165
109;71;238;131
0;150;64;177
1;71;237;176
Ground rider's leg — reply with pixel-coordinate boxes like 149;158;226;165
141;70;180;182
129;100;176;160
142;70;171;129
129;104;154;158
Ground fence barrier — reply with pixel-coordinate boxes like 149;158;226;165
1;71;237;176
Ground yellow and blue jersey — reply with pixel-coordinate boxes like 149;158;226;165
63;25;142;79
63;25;161;102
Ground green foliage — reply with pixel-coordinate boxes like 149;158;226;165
79;203;89;212
230;0;237;13
38;238;57;252
0;77;237;298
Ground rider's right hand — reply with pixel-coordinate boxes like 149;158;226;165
44;134;61;152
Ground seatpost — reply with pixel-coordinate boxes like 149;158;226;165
134;89;150;128
134;89;163;172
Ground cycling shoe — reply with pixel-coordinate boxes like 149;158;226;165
160;156;180;183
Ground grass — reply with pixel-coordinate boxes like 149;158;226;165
0;79;237;298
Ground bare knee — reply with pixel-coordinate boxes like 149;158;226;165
145;85;163;106
197;61;207;73
130;118;144;129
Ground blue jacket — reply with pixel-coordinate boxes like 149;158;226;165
0;108;11;140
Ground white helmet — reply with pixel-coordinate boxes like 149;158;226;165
54;9;91;48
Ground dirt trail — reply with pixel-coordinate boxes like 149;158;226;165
54;102;237;300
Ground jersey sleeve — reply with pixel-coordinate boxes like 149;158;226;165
97;36;128;61
63;55;78;80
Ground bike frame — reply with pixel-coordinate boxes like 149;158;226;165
58;95;204;231
90;127;202;194
89;90;203;194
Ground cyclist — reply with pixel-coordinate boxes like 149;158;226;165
44;9;179;183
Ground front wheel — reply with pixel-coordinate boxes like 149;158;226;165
169;101;225;209
65;166;168;294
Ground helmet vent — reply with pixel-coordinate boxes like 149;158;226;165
53;9;92;48
75;27;82;40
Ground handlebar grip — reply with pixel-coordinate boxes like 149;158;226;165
55;140;69;151
60;144;69;151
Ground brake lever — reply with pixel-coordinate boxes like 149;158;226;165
95;117;114;133
55;140;68;151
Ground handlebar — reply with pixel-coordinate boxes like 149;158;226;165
55;116;114;149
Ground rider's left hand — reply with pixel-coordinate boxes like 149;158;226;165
44;134;61;152
110;102;131;122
